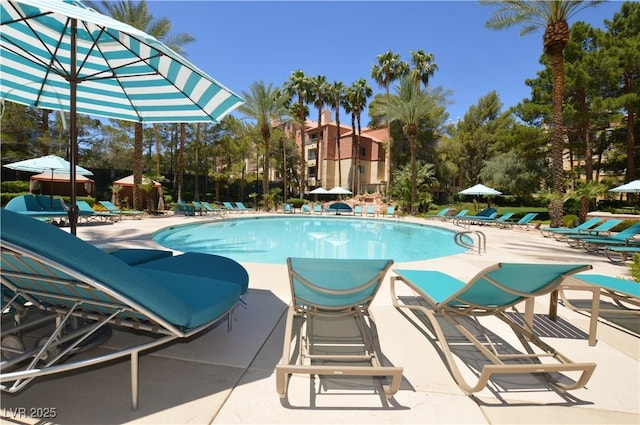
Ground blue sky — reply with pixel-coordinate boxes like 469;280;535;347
147;0;626;126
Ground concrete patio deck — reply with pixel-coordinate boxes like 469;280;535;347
1;212;638;424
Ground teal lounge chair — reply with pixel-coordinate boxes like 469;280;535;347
452;208;497;227
391;263;595;395
235;202;254;213
0;209;247;409
76;200;119;223
441;209;468;221
354;205;363;216
301;204;311;214
385;206;397;218
223;201;240;213
539;217;602;239
276;258;402;400
425;208;453;220
5;194;69;224
560;274;640;345
603;245;640;263
366;206;376;217
499;212;538;230
566;222;640;251
313;204;323;215
283;203;293;214
550;219;622;243
98;200;144;219
174;201;196;216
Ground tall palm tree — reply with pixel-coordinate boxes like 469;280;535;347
371;77;436;214
284;70;313;196
371;51;409;196
409;49;438;88
483;0;603;227
326;81;346;187
238;81;288;211
88;0;194;210
310;75;329;187
345;79;372;194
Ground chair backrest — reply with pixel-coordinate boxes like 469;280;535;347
354;205;362;213
575;274;640;298
611;221;640;240
442;263;592;311
589;218;622;233
314;204;323;212
99;200;119;212
223;201;235;210
386;206;395;215
517;212;538;224
476;208;497;218
287;257;393;311
5;194;43;212
496;212;514;222
573;217;603;230
284;203;292;212
236;202;247;209
76;200;96;215
302;204;310;213
455;209;469;217
366;206;375;214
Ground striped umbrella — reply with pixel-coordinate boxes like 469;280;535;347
1;0;243;233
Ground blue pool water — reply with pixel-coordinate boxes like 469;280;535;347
152;216;467;264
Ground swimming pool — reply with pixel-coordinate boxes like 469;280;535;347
152;216;467;264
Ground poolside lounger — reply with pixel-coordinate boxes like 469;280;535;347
441;209;468;221
5;194;70;224
76;200;119;223
603;245;640;263
498;212;538;230
560;274;640;346
223;201;241;213
391;263;595;395
452;208;497;227
366;206;376;217
276;258;402;400
385;206;397;218
425;208;453;219
201;201;224;215
565;222;640;251
0;209;247;409
539;217;603;240
98;200;144;219
284;203;293;214
551;219;622;244
302;204;311;214
235;202;254;213
313;204;323;215
354;205;363;216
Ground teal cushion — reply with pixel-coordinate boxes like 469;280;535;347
136;252;249;294
111;248;174;266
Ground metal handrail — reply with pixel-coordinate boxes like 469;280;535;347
454;230;487;255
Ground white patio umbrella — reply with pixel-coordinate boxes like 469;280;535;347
327;187;353;195
609;180;640;193
459;183;502;210
309;187;329;194
4;154;93;207
1;0;243;234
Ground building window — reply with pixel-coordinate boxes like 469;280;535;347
359;165;365;174
360;146;366;157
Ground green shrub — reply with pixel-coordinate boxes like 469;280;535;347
631;254;640;282
562;214;578;228
288;198;306;208
1;180;30;193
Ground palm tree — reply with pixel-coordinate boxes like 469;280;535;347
237;81;288;211
371;51;409;196
326;81;346;188
310;75;329;187
87;0;194;210
483;0;603;227
371;77;436;214
409;49;438;88
284;70;313;196
345;79;372;194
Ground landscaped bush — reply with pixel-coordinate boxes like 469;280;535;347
288;198;306;208
562;214;579;227
630;254;640;282
563;198;580;216
1;180;30;193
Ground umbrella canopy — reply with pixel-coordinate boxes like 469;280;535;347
609;180;640;193
458;183;502;196
4;155;93;175
1;0;243;233
309;187;329;194
113;175;161;188
30;172;94;196
327;186;353;195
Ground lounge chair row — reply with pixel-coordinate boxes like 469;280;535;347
541;218;640;263
439;207;538;229
284;203;398;217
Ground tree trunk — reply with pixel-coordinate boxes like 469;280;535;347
409;128;418;215
549;49;566;227
261;124;270;211
336;108;342;187
177;123;185;202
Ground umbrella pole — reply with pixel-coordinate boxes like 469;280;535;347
68;19;79;235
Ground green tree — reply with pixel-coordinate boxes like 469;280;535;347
601;2;640;182
344;79;372;195
88;0;194;210
310;75;329;186
371;51;409;196
409;49;438;88
238;81;288;211
371;77;439;214
284;70;313;196
483;0;604;227
325;81;347;188
390;161;437;213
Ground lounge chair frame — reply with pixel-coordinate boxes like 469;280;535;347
390;263;596;396
1;240;235;410
276;258;402;400
560;274;640;346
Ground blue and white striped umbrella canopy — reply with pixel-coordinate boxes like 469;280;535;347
0;0;244;123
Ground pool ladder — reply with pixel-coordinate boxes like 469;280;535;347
454;230;486;255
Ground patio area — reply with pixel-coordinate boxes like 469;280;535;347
1;213;638;424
